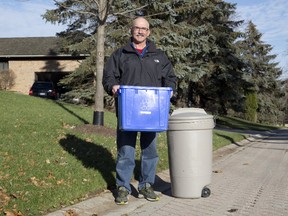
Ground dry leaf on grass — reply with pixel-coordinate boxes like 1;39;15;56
0;190;10;206
4;210;24;216
29;177;49;187
56;179;65;185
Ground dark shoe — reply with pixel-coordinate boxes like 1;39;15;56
138;183;160;201
115;186;129;205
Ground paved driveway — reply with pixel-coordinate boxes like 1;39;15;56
46;129;288;216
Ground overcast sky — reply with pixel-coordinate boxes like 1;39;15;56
1;0;287;78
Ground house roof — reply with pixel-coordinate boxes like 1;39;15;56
0;37;65;56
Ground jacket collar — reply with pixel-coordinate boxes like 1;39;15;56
123;38;157;53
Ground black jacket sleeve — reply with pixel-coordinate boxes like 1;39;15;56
160;51;177;92
102;49;122;96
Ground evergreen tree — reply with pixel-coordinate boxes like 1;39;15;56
280;79;288;125
106;0;250;114
244;91;258;122
181;1;250;115
43;0;254;118
237;21;283;124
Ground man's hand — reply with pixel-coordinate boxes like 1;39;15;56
112;85;120;95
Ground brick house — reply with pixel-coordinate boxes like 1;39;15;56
0;37;87;94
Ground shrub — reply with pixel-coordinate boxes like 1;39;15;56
245;91;258;123
0;69;16;90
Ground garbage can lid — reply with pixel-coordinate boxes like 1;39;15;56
168;108;214;130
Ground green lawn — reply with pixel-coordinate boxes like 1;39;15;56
0;91;279;216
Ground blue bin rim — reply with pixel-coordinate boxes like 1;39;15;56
119;85;172;91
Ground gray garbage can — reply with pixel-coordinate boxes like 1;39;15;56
167;108;214;198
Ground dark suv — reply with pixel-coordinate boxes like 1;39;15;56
29;81;58;99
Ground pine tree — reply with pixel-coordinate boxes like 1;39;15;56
237;21;283;124
43;0;254;118
107;0;249;115
182;1;249;115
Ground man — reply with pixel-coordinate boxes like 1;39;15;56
102;17;176;205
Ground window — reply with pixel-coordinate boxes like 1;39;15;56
0;61;9;71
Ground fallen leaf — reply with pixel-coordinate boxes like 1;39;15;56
4;210;23;216
213;170;223;173
64;209;79;216
56;179;65;185
227;208;238;213
30;177;39;186
85;138;92;142
29;177;46;187
0;190;10;206
4;211;17;216
10;194;18;199
47;172;55;179
18;171;25;177
62;123;75;129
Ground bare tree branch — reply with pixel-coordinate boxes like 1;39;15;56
113;4;149;16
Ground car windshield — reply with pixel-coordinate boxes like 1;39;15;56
33;82;53;89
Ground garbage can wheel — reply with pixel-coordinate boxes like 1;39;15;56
201;187;211;198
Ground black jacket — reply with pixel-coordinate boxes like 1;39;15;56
102;40;177;96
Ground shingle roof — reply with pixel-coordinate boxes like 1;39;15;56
0;37;64;56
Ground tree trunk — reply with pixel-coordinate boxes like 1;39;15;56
93;0;106;125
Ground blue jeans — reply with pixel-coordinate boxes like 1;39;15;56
116;128;159;193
